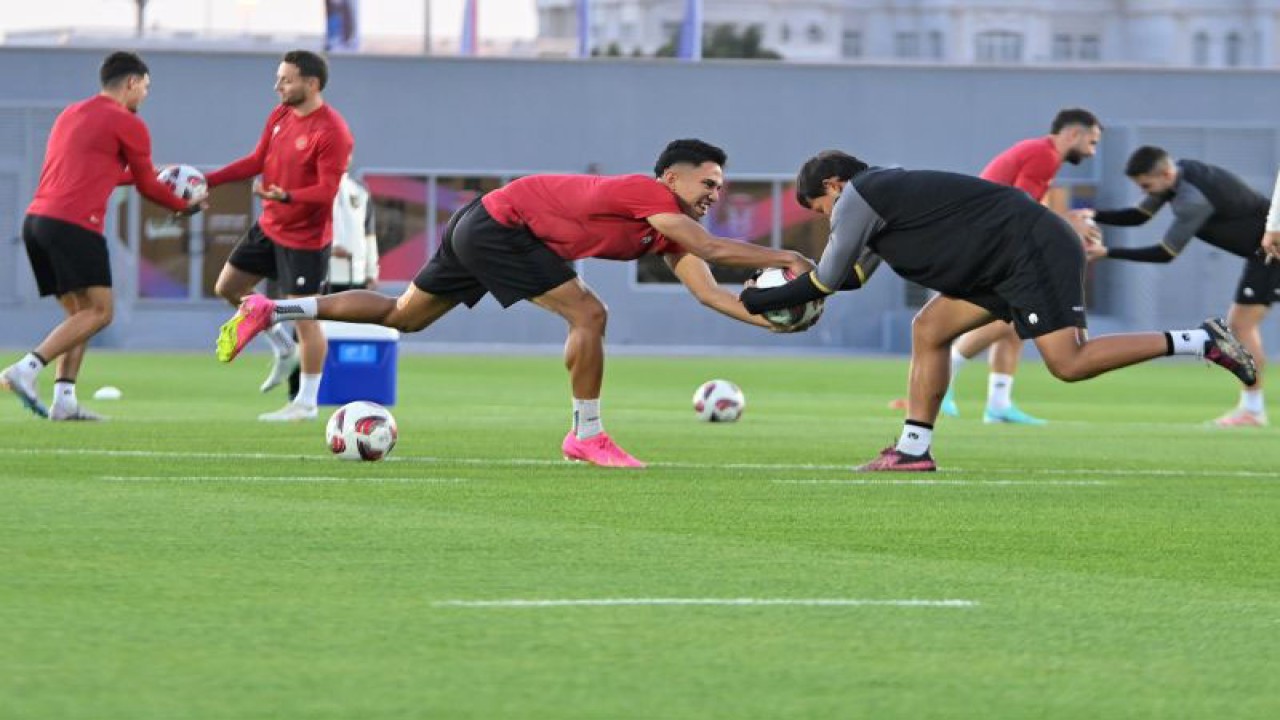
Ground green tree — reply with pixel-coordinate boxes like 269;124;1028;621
655;24;783;59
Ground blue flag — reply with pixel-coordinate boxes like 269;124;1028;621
460;0;477;56
677;0;702;61
577;0;591;58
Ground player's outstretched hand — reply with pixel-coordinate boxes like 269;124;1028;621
1262;231;1280;264
176;192;209;218
784;252;816;277
253;181;289;202
1084;240;1108;262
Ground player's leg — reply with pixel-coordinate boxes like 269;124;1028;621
47;290;107;421
259;246;333;421
857;295;995;472
982;322;1045;425
213;226;272;362
942;319;1005;416
1213;302;1268;426
529;278;642;468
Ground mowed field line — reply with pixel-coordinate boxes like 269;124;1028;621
0;446;1275;479
433;598;980;609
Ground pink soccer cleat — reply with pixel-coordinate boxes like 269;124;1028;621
216;294;276;363
562;431;646;468
1211;408;1268;428
854;446;937;472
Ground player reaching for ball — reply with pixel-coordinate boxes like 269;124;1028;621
740;150;1256;471
1;51;204;421
216;139;814;467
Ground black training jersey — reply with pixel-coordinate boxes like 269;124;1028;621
1095;159;1267;259
815;167;1050;297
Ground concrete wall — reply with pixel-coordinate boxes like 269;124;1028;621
2;47;1279;354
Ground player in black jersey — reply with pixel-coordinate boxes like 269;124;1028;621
741;150;1257;471
1081;146;1275;427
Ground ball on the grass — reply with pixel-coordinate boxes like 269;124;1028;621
326;401;398;461
692;379;745;422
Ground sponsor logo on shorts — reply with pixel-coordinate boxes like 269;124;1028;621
1027;312;1039;325
296;277;306;287
1243;287;1255;298
1071;306;1084;312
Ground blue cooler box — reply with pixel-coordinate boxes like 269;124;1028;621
316;321;400;406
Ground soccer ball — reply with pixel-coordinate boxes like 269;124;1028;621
693;379;746;422
156;164;207;201
326;401;398;461
753;267;825;328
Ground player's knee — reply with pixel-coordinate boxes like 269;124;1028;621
213;280;241;306
1042;356;1091;383
909;310;950;348
84;303;113;330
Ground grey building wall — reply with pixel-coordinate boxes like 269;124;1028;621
2;47;1279;354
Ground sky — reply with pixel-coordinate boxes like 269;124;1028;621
0;0;538;41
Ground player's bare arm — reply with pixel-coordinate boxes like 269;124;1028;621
664;252;773;330
645;212;812;275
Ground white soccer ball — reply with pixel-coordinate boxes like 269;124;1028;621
326;401;398;461
753;267;825;328
692;379;746;422
156;164;207;201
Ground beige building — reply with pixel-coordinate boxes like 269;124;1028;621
537;0;1280;66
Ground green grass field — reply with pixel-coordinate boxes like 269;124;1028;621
2;351;1278;719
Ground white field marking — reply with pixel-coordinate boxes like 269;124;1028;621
3;447;1275;479
774;479;1110;486
97;475;468;484
433;598;978;609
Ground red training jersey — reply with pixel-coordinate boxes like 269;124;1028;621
27;95;186;233
481;174;683;260
979;136;1062;202
205;104;353;250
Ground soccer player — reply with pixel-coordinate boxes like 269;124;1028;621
216;139;815;467
741;150;1255;471
939;108;1104;424
0;51;202;420
1083;146;1274;427
208;50;353;422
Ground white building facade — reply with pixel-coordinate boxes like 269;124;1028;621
537;0;1280;67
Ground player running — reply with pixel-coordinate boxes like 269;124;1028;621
216;139;814;467
741;150;1255;471
208;50;353;422
1083;146;1274;427
1;51;203;420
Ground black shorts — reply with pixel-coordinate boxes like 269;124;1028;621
1234;254;1280;306
958;212;1087;339
22;214;112;297
413;198;577;308
227;223;330;296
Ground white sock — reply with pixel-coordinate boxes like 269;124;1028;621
949;346;968;380
895;421;932;456
1241;389;1265;414
12;352;45;378
987;373;1014;411
264;323;296;357
1168;328;1210;355
295;374;322;407
573;398;603;440
53;380;76;407
274;297;318;322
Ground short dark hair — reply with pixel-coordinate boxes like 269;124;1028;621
794;150;869;208
1125;145;1171;176
653;139;728;177
283;50;329;90
100;51;149;88
1050;108;1102;134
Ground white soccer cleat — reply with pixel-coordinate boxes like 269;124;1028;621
258;401;318;422
259;348;300;393
1;364;48;418
1210;408;1268;428
49;403;107;422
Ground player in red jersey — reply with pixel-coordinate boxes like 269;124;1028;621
935;109;1103;424
1;51;203;420
209;50;354;422
216;139;815;467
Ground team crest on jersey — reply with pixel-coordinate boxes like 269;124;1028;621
640;235;653;245
295;136;308;150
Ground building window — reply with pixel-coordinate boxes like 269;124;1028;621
1193;31;1210;66
928;30;944;59
1225;32;1243;66
620;23;635;42
1079;35;1100;61
1052;34;1072;61
894;32;919;59
975;31;1023;63
780;24;791;43
807;24;824;43
842;30;862;58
